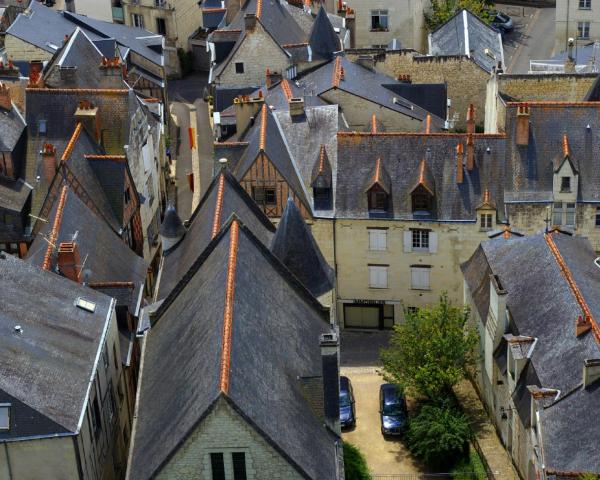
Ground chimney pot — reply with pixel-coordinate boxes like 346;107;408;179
41;143;57;184
58;241;82;283
28;60;44;87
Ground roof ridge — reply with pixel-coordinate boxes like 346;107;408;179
331;56;342;88
281;79;293;101
211;173;226;239
545;232;600;345
562;133;570;157
374;157;382;183
256;0;263;19
318;144;327;173
219;220;240;394
259;104;268;151
61;123;84;163
26;88;129;94
42;185;68;271
371;114;377;134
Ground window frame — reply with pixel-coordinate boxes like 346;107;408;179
370;9;389;31
368;188;389;212
131;13;144;28
368;264;389;289
252;186;277;206
553;202;576;228
368;228;388;251
579;0;591;9
480;213;493;230
156;17;167;36
560;176;571;193
412;192;431;213
411;229;429;251
0;404;10;431
232;452;248;480
235;62;245;74
410;265;431;291
578;21;590;39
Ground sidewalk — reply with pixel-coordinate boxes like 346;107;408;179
453;381;519;480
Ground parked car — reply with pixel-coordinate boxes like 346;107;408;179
490;11;513;32
379;383;408;435
339;376;356;428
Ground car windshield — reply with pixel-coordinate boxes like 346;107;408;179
382;402;404;416
340;392;352;407
496;13;509;22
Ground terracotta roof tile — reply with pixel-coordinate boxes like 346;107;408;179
61;123;83;163
211;173;226;239
42;185;68;271
259;104;268;151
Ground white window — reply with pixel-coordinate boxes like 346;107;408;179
131;14;144;28
403;229;437;253
371;9;388;30
0;404;10;430
579;0;591;9
368;228;387;251
412;229;429;250
411;266;430;290
578;22;590;39
553;202;576;227
480;213;493;230
369;265;388;289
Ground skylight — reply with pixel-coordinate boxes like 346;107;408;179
75;297;96;313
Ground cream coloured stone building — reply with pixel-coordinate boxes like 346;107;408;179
555;0;600;53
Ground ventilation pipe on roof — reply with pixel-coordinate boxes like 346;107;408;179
583;359;600;388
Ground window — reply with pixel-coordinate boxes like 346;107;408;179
411;229;429;250
210;453;226;480
252;186;276;205
131;13;144;28
91;396;102;436
368;228;387;251
411;266;431;290
235;62;245;74
596;207;600;227
578;22;590;39
156;18;167;36
579;0;591;9
368;189;388;211
480;213;493;230
369;264;388;289
232;452;247;480
313;187;332;210
371;9;388;30
0;404;10;430
561;176;571;192
553;202;576;227
412;191;432;213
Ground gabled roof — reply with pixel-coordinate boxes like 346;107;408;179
309;6;341;60
429;9;504;73
364;157;391;194
26;186;147;312
270;197;334;297
157;169;275;299
311;144;332;188
554;133;578;174
0;253;114;437
382;83;448;120
0;177;31;214
0;93;25;152
128;219;336;480
412;156;435;195
233;104;311;211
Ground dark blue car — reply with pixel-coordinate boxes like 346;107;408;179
379;383;408;435
339;376;356;429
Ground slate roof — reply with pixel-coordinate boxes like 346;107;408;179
7;1;163;67
461;232;600;472
0;177;30;213
0;98;25;152
429;9;504;73
0;254;114;437
129;219;337;480
158;169;275;299
504;103;600;203
336;132;506;221
382;83;447;120
299;56;444;124
270;197;334;297
26;186;147;313
309;6;341;60
159;203;186;240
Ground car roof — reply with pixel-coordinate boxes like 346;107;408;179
340;376;350;389
380;383;403;401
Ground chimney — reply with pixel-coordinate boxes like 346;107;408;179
516;104;530;146
356;55;374;71
320;331;340;434
466;133;475;171
0;82;11;111
41;143;57;183
466;104;475;135
576;315;592;337
28;60;44;87
265;68;282;88
289;97;304;117
456;143;464;184
583;359;600;388
75;101;101;143
234;94;264;136
226;0;242;24
244;13;257;30
57;241;81;283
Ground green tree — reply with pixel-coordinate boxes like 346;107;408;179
343;442;371;480
425;1;492;32
407;401;472;468
578;474;599;480
380;293;478;399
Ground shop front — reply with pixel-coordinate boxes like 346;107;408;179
342;300;395;329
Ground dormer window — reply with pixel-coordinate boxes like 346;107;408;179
313;187;332;210
480;213;493;230
561;176;571;192
311;145;333;210
364;158;391;217
368;187;389;211
412;191;431;213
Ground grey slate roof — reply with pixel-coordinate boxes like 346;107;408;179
336;133;506;221
504;103;600;203
159;203;186;239
429;9;504;73
0;100;25;153
158;169;275;299
0;177;30;213
26;187;147;312
382;83;447;120
461;232;600;472
0;254;114;437
270;197;334;297
129;219;337;480
309;6;341;60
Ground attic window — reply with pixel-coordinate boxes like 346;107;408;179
0;404;10;430
38;120;47;135
561;176;571;193
235;62;244;74
412;191;432;213
368;188;388;212
76;297;96;313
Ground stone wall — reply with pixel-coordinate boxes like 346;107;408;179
498;73;596;102
4;36;53;62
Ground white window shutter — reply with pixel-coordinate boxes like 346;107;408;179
369;266;377;287
429;232;438;253
403;230;412;252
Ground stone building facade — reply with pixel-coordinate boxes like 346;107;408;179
555;0;600;54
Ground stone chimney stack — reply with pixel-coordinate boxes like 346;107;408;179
28;60;44;88
234;94;264;137
516;104;530;146
41;143;57;184
583;358;600;389
565;38;576;73
289;97;305;117
0;82;11;111
320;331;340;434
466;104;475;135
466;133;475;171
75;101;101;144
244;13;257;30
265;68;282;88
456;143;464;184
58;241;82;283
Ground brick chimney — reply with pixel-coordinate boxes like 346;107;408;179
75;101;101;143
466;104;475;135
57;241;81;283
28;60;44;87
576;315;592;337
320;331;340;434
234;94;264;137
265;68;282;88
0;82;11;111
41;143;57;183
456;143;464;184
466;133;475;171
516;104;530;146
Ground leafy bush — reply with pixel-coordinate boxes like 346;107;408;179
406;401;473;468
177;48;194;76
425;0;492;31
343;442;371;480
451;447;487;480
